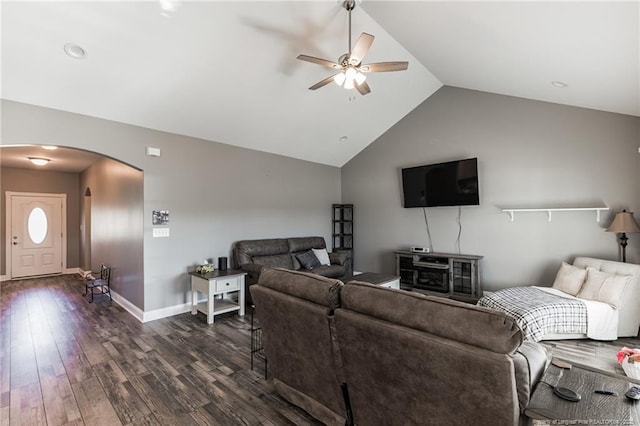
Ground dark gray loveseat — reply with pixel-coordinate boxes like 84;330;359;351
251;268;548;425
233;236;352;304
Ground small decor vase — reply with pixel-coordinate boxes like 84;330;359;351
617;347;640;380
622;357;640;380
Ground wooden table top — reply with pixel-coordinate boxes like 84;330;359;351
525;358;640;422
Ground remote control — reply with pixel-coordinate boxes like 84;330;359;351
625;386;640;401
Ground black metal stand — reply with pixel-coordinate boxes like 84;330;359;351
619;232;629;263
250;305;267;379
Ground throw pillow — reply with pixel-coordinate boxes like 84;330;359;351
577;267;608;300
597;274;631;309
312;248;331;266
296;250;321;270
551;262;587;296
577;267;630;309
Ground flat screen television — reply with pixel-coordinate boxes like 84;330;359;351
401;158;479;208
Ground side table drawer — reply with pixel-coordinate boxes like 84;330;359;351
216;277;239;293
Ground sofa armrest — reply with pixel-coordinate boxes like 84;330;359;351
239;263;265;285
512;342;549;413
329;251;351;266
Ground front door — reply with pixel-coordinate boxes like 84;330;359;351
10;194;64;278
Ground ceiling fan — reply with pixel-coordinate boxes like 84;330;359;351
297;0;408;96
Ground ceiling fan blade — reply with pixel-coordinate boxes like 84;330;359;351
297;54;341;69
349;32;374;65
360;61;409;73
355;80;371;96
309;74;341;91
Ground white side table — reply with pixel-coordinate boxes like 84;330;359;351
190;269;246;324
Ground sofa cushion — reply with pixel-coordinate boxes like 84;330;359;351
253;254;294;269
288;236;326;253
342;281;522;354
234;238;289;265
306;264;345;279
257;268;342;311
296;250;321;270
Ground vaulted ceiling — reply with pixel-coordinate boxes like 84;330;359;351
2;1;638;169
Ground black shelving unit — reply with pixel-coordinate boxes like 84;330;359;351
332;204;354;269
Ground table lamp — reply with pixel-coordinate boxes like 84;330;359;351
606;210;640;262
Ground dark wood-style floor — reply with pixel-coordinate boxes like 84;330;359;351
1;274;320;426
2;274;640;425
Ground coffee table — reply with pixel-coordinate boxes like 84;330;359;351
342;272;400;289
525;358;640;423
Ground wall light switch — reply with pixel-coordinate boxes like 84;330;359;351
153;228;170;238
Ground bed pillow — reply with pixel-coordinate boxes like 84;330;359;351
577;267;631;309
551;262;587;296
312;248;331;266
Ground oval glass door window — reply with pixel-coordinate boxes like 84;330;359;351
28;207;48;244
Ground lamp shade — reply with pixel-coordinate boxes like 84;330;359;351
606;211;640;233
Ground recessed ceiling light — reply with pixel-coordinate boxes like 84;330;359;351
339;136;348;142
64;43;87;59
551;81;568;88
28;157;50;166
42;145;58;150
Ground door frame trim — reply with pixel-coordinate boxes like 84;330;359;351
5;191;67;279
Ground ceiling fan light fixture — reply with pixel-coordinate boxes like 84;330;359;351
345;67;357;81
344;78;355;90
296;0;408;95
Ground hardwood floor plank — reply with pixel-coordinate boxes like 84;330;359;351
38;362;82;425
70;377;121;426
127;374;186;425
9;382;46;426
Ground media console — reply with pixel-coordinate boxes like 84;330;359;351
394;251;483;302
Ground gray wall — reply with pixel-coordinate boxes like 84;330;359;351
0;167;81;274
342;87;640;291
2;100;341;312
80;158;144;308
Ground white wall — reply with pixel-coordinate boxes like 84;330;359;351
2;100;341;312
342;87;640;291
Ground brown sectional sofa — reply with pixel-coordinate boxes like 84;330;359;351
251;268;548;426
233;236;352;304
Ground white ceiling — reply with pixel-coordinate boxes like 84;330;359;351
2;1;638;170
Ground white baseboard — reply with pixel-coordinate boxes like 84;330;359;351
110;289;145;322
142;302;192;323
110;290;192;323
0;275;8;282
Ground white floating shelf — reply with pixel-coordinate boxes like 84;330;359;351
501;207;609;222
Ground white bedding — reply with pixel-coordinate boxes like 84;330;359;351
535;286;618;340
